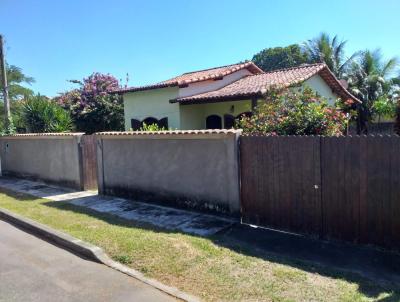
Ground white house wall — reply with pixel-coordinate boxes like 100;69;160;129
304;74;340;105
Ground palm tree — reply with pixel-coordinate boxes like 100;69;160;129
346;49;399;133
303;32;359;78
0;64;34;101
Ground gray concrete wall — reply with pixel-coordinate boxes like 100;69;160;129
96;130;242;216
0;134;85;189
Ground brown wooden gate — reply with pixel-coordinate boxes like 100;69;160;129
80;135;98;190
240;135;400;250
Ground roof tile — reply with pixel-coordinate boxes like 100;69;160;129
172;63;360;103
115;62;263;93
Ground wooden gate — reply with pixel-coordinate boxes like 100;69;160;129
240;135;322;237
80;135;98;190
240;135;400;250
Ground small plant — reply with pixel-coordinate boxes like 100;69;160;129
139;122;166;131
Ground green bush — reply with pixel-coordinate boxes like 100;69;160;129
237;87;351;136
21;95;73;133
139;122;166;131
372;97;397;123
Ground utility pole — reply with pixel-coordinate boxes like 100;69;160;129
0;34;11;128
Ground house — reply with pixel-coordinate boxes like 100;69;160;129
116;62;359;130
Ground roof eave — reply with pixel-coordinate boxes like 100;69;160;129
170;92;263;105
317;66;362;104
111;83;179;95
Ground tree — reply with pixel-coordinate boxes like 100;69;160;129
303;32;359;78
57;73;124;134
237;87;350;136
21;94;73;133
0;64;34;101
252;44;310;72
0;64;35;133
346;49;399;132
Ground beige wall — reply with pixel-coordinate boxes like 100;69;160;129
96;131;242;215
123;87;180;130
0;134;85;189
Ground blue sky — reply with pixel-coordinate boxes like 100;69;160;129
1;0;399;97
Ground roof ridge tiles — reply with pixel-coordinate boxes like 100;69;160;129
180;61;252;76
263;63;326;74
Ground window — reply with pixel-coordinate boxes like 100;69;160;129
224;114;235;129
206;115;222;129
159;117;168;129
142;117;159;126
130;119;141;130
236;111;252;120
139;117;168;129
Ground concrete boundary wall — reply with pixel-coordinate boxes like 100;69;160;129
0;133;86;190
96;130;242;216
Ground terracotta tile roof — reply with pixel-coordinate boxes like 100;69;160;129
171;63;361;104
114;62;264;93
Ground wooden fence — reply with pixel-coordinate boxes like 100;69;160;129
240;135;400;250
80;135;98;190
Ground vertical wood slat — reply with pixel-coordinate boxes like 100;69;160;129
240;135;400;251
390;137;400;249
240;135;321;236
80;134;98;190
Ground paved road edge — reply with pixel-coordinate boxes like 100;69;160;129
0;207;200;302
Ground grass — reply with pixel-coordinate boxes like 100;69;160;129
0;189;398;302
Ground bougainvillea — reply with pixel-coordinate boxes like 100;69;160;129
237;87;351;136
57;73;124;134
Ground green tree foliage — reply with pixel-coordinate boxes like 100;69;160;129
252;45;310;72
57;73;124;134
0;64;34;101
237;87;350;136
303;32;359;78
372;97;396;123
21;95;73;133
345;49;399;132
0;64;34;133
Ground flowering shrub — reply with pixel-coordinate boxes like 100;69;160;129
237;87;350;136
57;73;124;134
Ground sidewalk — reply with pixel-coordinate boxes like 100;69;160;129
0;177;235;236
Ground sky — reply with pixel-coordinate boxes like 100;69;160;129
1;0;400;97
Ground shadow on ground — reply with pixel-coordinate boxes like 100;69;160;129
2;188;400;301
